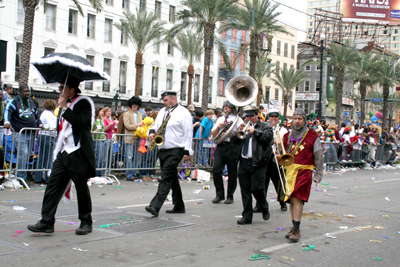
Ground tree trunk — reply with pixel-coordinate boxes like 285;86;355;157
382;84;389;129
19;1;39;86
187;65;194;106
135;52;143;97
257;82;262;106
249;33;258;79
335;70;344;125
283;92;288;119
359;80;366;126
201;25;215;112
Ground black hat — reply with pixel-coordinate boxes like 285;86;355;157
63;75;81;94
160;90;177;99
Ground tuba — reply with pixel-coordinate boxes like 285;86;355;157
214;76;258;145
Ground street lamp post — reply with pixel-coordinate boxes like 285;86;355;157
114;89;120;112
313;33;330;121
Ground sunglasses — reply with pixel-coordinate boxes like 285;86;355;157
58;85;68;89
245;114;255;118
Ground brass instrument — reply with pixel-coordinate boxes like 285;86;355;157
273;144;291;197
214;76;258;145
237;121;253;139
148;107;171;151
275;127;295;166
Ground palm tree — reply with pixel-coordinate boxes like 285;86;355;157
346;51;382;126
171;0;239;111
115;9;167;97
377;57;400;129
19;0;103;86
328;39;358;125
253;55;274;105
171;32;204;106
271;66;307;119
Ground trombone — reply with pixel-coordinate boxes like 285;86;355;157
237;121;253;139
273;127;293;197
273;144;291;197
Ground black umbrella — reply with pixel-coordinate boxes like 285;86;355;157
31;53;110;84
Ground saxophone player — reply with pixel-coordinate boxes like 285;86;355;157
210;101;243;204
145;90;193;217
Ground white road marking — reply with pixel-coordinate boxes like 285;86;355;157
374;178;400;183
116;199;205;209
260;226;363;253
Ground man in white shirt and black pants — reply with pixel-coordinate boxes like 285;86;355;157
231;105;274;224
145;90;193;216
210;101;243;204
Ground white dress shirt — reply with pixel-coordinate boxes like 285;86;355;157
38;110;57;137
150;104;193;155
212;113;243;142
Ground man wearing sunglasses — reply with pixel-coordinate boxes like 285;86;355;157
231;105;274;225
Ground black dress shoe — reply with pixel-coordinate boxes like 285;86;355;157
237;218;252;225
212;196;224;204
166;208;185;214
76;224;93;235
253;206;261;213
145;206;159;216
224;198;233;204
27;221;54;233
281;203;287;211
262;211;270;221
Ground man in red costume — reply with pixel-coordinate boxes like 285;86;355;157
282;108;323;242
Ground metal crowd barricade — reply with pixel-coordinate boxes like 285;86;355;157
322;142;370;168
0;126;19;187
92;132;119;184
375;144;393;165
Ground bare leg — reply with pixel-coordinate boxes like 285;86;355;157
290;197;303;221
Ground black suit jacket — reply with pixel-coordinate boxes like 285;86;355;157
61;98;96;178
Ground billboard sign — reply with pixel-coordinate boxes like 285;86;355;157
340;0;400;23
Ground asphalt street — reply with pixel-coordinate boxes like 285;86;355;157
0;167;399;267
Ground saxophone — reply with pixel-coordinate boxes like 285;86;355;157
148;107;171;151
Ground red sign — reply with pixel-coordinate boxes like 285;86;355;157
340;0;400;24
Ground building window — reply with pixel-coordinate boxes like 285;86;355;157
305;65;310;71
304;103;309;114
121;30;128;45
17;0;24;23
232;28;237;42
155;1;161;19
275;88;279;100
314;103;319;114
281;90;285;105
284;43;288;57
305;81;310;91
44;47;55;56
194;74;200;102
219;79;224;96
153;38;160;53
15;43;22;81
140;0;146;11
85;55;95;90
230;50;235;67
296;86;299;92
291;45;295;59
241;30;246;42
283;63;287;69
220;54;225;68
122;0;129;9
316;81;320;91
265;86;270;103
169;5;175;22
277;40;281;56
167;42;174;55
240;54;245;72
166;69;173;90
103;59;111;92
316;64;320;70
68;10;78;34
87;14;96;38
104;18;113;42
208;77;213;104
291;64;294;69
45;4;56;30
180;72;187;101
276;61;280;70
119;61;127;94
105;0;113;5
151;67;159;97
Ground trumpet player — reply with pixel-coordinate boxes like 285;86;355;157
210;101;243;204
145;90;193;217
231;105;274;225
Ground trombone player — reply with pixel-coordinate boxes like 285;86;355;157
231;105;274;225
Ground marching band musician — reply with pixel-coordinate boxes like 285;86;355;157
282;109;323;242
145;90;193;217
254;108;288;213
231;105;274;224
210;101;243;204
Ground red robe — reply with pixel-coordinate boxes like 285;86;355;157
283;130;318;202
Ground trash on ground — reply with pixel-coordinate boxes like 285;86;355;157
302;244;316;251
324;233;336;239
13;206;27;211
193;189;201;194
379;236;389;239
369;240;383;243
385;197;390;201
372;257;382;261
248;254;270;261
339;226;348;230
276;228;285;230
73;247;88;252
22;243;29;246
282;256;295;261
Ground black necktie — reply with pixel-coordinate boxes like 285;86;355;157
243;133;251;155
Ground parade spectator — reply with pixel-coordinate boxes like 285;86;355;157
341;127;353;162
195;110;214;166
192;110;203;137
187;104;195;117
4;85;42;181
0;91;4;146
103;107;115;139
147;111;159;180
2;83;13;105
92;107;106;177
34;99;57;183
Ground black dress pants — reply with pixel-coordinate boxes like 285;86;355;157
256;157;282;208
238;158;268;221
150;148;184;211
41;150;92;225
212;142;238;199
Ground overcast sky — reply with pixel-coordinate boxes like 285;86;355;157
274;0;307;42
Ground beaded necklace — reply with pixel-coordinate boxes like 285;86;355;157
0;101;4;121
19;95;31;119
286;129;309;156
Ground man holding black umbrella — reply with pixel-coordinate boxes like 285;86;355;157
28;75;96;235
